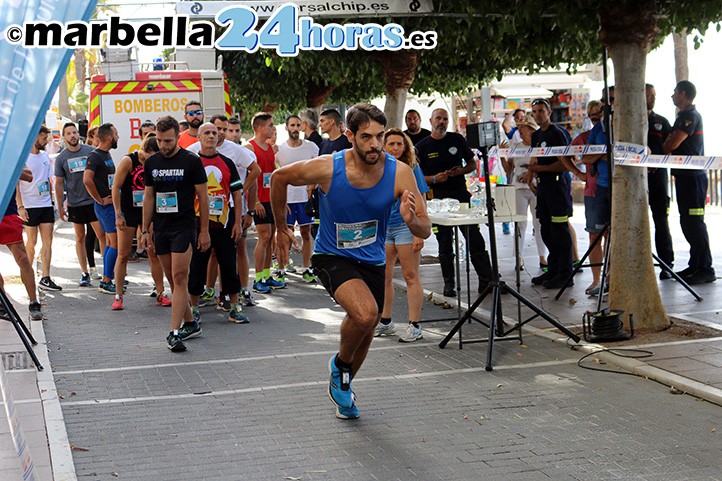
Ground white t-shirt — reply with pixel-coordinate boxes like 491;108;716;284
509;136;534;190
187;140;257;214
20;152;53;209
275;140;319;204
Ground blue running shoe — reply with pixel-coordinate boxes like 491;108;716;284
178;320;201;341
265;277;286;289
335;402;360;420
79;272;91;287
328;355;353;408
252;280;271;294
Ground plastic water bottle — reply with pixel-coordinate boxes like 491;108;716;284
469;179;485;214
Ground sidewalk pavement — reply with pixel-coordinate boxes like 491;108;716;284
1;203;722;479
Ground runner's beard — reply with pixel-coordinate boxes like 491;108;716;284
289;130;300;140
189;118;203;128
67;138;79;147
357;145;382;165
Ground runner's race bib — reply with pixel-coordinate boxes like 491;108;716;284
209;195;224;216
132;190;144;207
37;181;50;197
68;157;87;173
156;191;178;213
108;174;115;188
336;220;378;249
263;172;272;189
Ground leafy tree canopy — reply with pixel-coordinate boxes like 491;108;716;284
219;1;722;114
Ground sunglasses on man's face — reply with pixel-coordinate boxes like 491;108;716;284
186;109;203;116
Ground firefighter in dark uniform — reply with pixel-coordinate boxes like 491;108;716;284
645;83;674;279
522;99;573;289
662;80;716;285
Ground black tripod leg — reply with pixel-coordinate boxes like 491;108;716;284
504;287;581;343
485;285;502;371
439;285;491;349
0;288;43;371
654;254;702;301
555;223;608;300
596;225;613;312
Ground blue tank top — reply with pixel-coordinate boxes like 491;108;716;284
315;150;397;265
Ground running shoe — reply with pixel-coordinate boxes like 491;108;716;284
166;332;187;352
265;277;286;289
136;249;149;259
98;281;115;295
0;304;8;320
156;292;172;307
149;287;158;298
252;280;271;294
89;267;102;280
328;354;353;408
301;269;317;283
111;295;124;311
241;289;257;307
39;277;62;291
229;306;250;324
79;272;91;287
127;250;140;263
178;321;202;341
374;321;396;337
335;402;360;420
217;295;231;312
398;323;423;343
29;301;43;321
285;260;296;273
198;288;216;307
192;306;201;324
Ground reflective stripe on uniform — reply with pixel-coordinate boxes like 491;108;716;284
551;215;568;223
689;208;705;216
432;226;439;234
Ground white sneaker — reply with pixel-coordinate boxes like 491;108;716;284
398;323;423;343
374;321;396;337
89;267;102;280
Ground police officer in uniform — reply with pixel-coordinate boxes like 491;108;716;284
522;99;573;289
645;83;674;279
662;80;715;285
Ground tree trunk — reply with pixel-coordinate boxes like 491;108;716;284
306;81;334;110
600;0;669;332
673;29;689;83
374;51;418;129
58;75;71;120
383;86;408;130
74;49;86;92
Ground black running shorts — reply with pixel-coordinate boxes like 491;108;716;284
312;254;385;312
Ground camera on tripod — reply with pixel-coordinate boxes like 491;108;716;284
466;121;500;149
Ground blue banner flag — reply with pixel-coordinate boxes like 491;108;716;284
0;0;98;218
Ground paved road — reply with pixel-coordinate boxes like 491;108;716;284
38;250;721;481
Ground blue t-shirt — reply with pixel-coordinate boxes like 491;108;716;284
315;150;397;265
388;164;429;227
587;122;609;188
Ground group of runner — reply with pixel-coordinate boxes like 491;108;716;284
2;102;432;420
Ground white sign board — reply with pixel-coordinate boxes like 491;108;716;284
100;91;200;161
177;0;433;18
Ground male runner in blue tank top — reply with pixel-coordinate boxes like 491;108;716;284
271;103;431;420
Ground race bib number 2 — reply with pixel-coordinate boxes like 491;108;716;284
336;220;378;249
156;191;178;213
